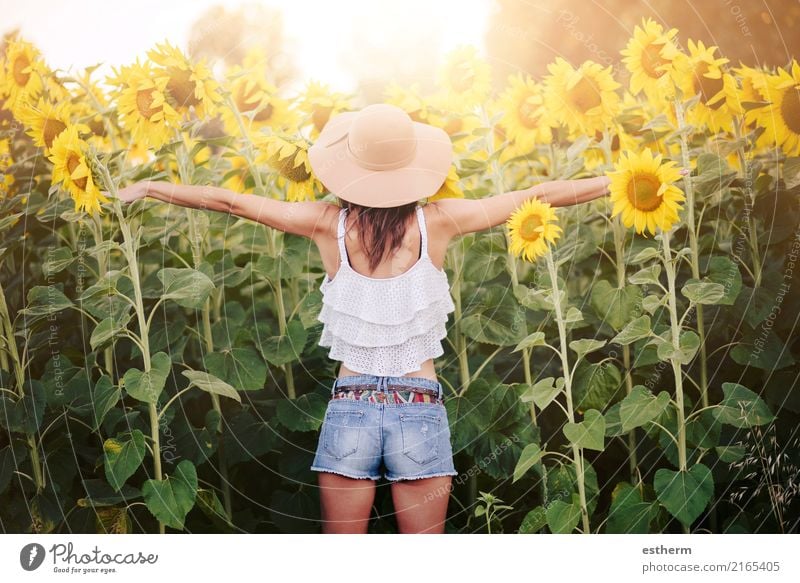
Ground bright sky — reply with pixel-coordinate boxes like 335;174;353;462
1;0;492;94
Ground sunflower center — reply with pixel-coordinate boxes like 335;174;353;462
641;42;669;79
166;67;200;108
136;88;161;119
13;55;31;87
568;76;602;113
519;214;543;241
780;85;800;134
67;153;88;191
694;62;725;110
518;95;540;129
43;118;67;149
443;116;463;136
626;172;663;212
236;84;274;122
271;151;310;182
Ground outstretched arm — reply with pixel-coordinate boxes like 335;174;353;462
431;176;611;238
110;180;333;239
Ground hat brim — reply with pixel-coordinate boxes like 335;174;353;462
308;112;453;208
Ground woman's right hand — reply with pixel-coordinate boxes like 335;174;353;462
102;181;150;204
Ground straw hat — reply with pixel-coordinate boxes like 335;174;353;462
307;103;453;208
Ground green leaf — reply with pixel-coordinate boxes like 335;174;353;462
654;464;714;527
519;377;563;409
564;307;583;323
276;392;329;432
716;445;747;463
259;319;308;366
629;264;662;286
42;247;75;277
513;443;543;482
103;430;146;492
90;314;132;351
91;375;121;432
142;459;198;530
606;481;657;534
182;370;241;403
681;281;726;304
21;286;73;316
513;283;554;311
705;256;742;305
657;330;701;365
546;494;582;533
157;268;215;309
205;347;267;391
572;362;622;411
122;351;172;404
641;294;664;314
590;281;643;331
713;382;775;428
563;409;605;451
628;246;660;264
513;331;546;352
731;328;795;371
619;386;671;432
611;315;652;346
0;379;46;434
569;338;606;359
461;286;527;346
519;506;547;533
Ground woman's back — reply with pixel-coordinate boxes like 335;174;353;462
316;203;455;377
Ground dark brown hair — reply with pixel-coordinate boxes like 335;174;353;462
337;197;419;273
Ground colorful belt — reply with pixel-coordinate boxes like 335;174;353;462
332;386;443;404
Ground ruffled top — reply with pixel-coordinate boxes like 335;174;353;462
316;204;455;376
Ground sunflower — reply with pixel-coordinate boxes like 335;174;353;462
384;81;430;123
148;40;223;119
16;96;86;152
47;125;110;215
427;164;464;202
255;132;320;202
436;45;492;110
672;40;741;134
70;70;113;144
221;154;254;194
608;149;685;236
620;17;682;106
544;57;621;135
0;39;47;115
422;90;483;159
754;59;800;157
106;59;181;150
496;72;554;152
507;197;562;262
0;138;15;198
221;66;295;137
297;79;352;138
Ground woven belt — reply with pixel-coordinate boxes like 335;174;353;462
332;382;441;398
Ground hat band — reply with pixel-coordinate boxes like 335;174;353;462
345;137;417;171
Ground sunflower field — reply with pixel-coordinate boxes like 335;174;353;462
1;18;799;534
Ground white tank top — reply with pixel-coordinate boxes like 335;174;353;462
317;204;455;376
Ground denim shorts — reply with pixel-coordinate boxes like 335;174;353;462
310;374;459;481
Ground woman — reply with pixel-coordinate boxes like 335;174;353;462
112;103;610;535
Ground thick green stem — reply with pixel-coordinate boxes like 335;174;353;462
177;139;234;519
732;118;762;288
102;166;165;534
612;219;640;483
0;278;45;494
662;230;690;534
673;97;709;410
546;251;590;533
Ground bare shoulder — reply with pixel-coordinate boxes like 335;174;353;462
424;197;501;239
310;202;341;242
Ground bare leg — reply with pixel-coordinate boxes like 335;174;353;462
391;475;452;533
318;471;377;533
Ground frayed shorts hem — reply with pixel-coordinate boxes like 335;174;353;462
384;470;459;482
310;466;381;480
